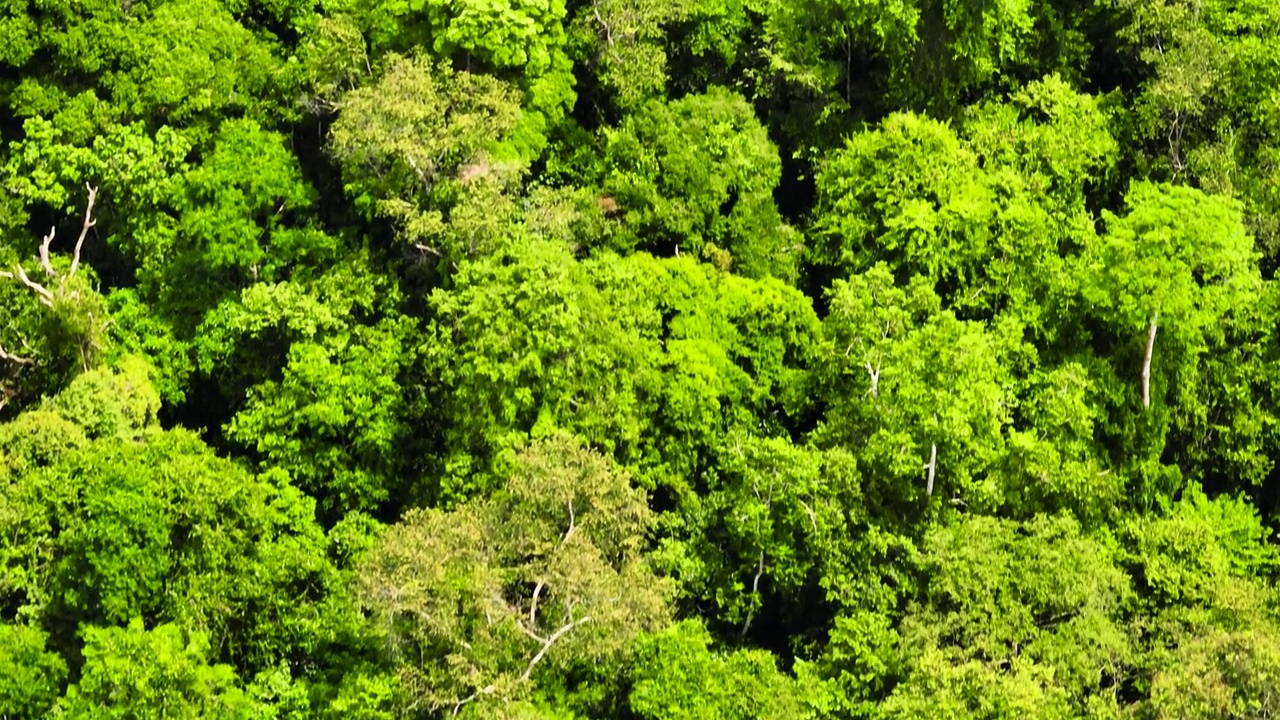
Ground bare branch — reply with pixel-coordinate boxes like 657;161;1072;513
519;616;591;682
1143;309;1160;409
38;228;56;277
555;499;576;552
69;184;99;278
514;620;547;645
0;343;34;366
452;685;495;717
529;580;544;626
924;443;937;497
13;263;53;306
865;360;881;398
740;550;766;639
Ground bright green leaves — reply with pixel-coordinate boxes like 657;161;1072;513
56;620;257;719
812;78;1115;324
756;0;1041;130
813;113;995;291
425;243;818;502
176;118;319;276
670;437;861;638
2;0;297;140
0;624;66;719
0;361;352;681
601;88;801;278
329;54;524;258
226;318;416;518
359;435;673;716
797;514;1132;720
1118;487;1280;719
905;515;1132;700
197;259;416;518
1144;623;1280;720
1076;182;1266;494
566;0;695;110
98;0;296;127
628;619;801;720
813;266;1016;513
424;0;568;74
425;238;652;500
1080;182;1258;359
1114;0;1280;253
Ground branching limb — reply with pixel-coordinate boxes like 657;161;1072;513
0;343;34;365
9;185;99;307
452;685;495;717
13;263;53;306
519;615;591;682
38;228;56;277
865;359;881;398
529;580;544;625
69;184;99;278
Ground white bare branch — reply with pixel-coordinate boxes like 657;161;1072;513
13;263;53;306
924;443;937;497
1143;309;1160;409
69;184;99;278
865;359;881;398
38;228;56;277
519;615;591;682
0;343;34;366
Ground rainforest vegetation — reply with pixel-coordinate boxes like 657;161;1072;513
2;0;1280;716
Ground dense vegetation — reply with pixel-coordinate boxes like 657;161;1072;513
2;0;1280;716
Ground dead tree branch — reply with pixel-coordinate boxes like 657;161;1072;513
519;615;591;683
8;184;99;308
1143;308;1160;409
0;343;34;366
925;443;937;497
69;184;99;278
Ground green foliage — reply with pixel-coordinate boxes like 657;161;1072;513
813;266;1017;512
601;87;801;278
358;435;673;715
7;0;1280;716
425;244;817;501
56;620;257;719
0;624;67;719
329;53;525;258
628;619;801;719
0;362;356;684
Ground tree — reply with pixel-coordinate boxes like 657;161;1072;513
812;266;1016;514
56;620;258;719
328;54;524;264
358;435;673;716
1075;182;1266;501
0;624;67;719
628;619;801;720
600;87;802;278
0;359;357;679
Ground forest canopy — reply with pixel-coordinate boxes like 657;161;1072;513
3;0;1280;717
